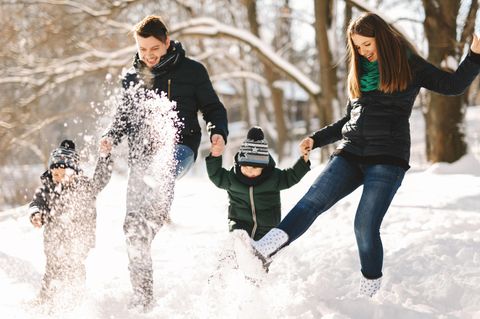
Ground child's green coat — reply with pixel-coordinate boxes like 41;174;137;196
206;154;310;240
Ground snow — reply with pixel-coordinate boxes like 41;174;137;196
1;107;480;318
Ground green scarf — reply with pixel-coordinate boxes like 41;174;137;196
360;57;379;92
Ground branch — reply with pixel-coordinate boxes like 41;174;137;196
5;18;319;109
172;0;196;16
2;0;135;31
12;0;111;16
392;17;423;25
171;17;321;97
6;112;76;151
345;0;377;15
2;46;135;86
210;70;268;85
0;121;13;129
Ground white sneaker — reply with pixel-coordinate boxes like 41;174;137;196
252;228;289;260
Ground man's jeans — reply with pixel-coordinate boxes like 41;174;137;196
123;144;195;301
278;155;405;279
174;144;195;180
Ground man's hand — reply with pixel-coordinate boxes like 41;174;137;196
210;134;225;157
99;136;113;157
30;212;44;228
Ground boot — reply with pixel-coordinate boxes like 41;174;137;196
252;228;289;261
128;268;154;312
359;276;382;297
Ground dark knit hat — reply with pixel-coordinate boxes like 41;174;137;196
49;139;80;171
237;127;269;168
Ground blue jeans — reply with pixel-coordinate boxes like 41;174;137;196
278;155;405;279
174;144;195;180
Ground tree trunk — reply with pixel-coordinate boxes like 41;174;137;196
243;0;288;160
313;0;338;160
422;0;468;163
425;94;466;162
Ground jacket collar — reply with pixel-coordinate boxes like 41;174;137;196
234;153;275;186
133;40;185;77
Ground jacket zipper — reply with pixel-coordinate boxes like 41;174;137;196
249;186;258;239
167;79;171;99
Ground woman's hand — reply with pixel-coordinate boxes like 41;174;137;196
300;137;313;162
471;34;480;54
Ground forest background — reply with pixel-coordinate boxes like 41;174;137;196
1;0;480;209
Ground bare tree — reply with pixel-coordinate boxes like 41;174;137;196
422;0;478;163
313;0;339;159
242;0;288;160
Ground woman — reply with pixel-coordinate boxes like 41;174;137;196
246;12;480;297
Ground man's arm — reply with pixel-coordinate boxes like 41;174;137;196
195;63;229;145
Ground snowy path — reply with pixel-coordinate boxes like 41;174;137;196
1;157;480;318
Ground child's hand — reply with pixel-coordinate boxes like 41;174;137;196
300;137;313;162
210;134;225;157
99;137;113;158
30;212;44;228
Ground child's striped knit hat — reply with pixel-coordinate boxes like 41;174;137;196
49;139;80;172
238;126;269;168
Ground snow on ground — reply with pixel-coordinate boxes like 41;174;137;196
0;107;479;318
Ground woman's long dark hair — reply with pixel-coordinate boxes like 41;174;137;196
347;13;418;98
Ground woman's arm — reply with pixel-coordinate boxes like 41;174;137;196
309;101;352;149
414;36;480;95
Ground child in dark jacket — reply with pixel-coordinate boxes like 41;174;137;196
206;126;311;241
29;139;113;310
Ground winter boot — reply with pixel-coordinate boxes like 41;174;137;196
128;268;154;312
252;228;289;264
359;276;382;297
129;286;154;312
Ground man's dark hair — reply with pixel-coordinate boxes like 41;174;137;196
134;15;169;43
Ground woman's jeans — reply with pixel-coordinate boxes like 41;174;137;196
278;155;405;279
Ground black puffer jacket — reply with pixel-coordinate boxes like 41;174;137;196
105;41;228;163
310;51;480;164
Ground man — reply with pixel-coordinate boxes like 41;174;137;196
100;15;228;311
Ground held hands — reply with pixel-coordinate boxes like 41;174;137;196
99;136;113;158
300;137;313;162
210;134;225;157
471;34;480;54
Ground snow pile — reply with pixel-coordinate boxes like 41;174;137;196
425;153;480;176
0;157;479;318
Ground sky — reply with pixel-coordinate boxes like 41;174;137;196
0;105;479;318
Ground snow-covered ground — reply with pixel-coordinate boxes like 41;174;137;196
1;107;479;319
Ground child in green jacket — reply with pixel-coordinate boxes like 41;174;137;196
206;126;311;240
